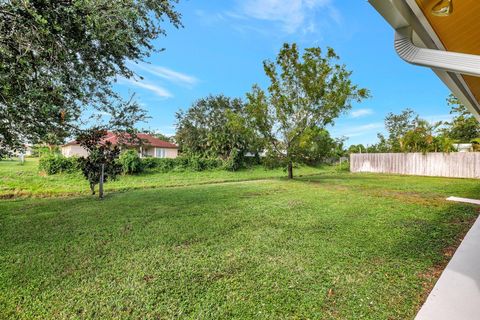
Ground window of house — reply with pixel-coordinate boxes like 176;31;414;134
155;148;166;158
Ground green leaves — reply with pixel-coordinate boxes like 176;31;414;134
0;0;181;157
77;128;122;195
246;42;369;177
175;94;262;163
443;94;480;142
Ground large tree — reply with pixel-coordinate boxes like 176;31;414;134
175;94;262;161
377;108;418;152
0;0;181;157
246;43;369;178
373;108;456;153
442;94;480;142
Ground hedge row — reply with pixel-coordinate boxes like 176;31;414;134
39;153;225;175
142;156;223;172
39;154;80;175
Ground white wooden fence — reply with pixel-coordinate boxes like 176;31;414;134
350;153;480;179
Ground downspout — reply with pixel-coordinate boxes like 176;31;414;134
395;27;480;77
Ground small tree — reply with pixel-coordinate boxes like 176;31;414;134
77;129;122;198
246;43;369;178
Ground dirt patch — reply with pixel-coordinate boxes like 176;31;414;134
0;193;15;199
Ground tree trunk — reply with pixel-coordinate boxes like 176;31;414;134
99;164;105;199
287;161;293;179
90;183;95;195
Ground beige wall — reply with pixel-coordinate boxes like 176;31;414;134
62;145;178;159
165;148;178;159
150;147;178;159
61;145;89;158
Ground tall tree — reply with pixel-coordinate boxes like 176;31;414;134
176;94;262;161
442;94;480;142
246;43;369;178
0;0;181;157
377;108;418;152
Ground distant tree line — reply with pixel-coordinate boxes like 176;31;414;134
348;94;480;154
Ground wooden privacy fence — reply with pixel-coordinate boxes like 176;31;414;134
350;153;480;179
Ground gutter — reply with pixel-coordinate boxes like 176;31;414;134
394;27;480;78
368;0;480;119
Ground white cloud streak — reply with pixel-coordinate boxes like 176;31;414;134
118;78;173;98
422;114;453;124
135;63;198;87
237;0;338;34
350;108;374;118
337;122;384;138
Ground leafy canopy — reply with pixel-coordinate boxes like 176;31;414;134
372;108;455;153
0;0;181;156
246;43;369;178
442;94;480;142
175;94;262;161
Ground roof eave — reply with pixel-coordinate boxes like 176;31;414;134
368;0;480;121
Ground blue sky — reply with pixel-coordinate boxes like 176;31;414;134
113;0;453;146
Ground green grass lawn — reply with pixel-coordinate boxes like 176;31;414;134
1;159;479;319
0;158;328;198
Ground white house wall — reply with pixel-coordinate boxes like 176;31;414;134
61;145;89;158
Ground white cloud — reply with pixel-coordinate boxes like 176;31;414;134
118;78;173;98
133;63;198;87
337;122;384;138
152;126;176;136
422;114;453;124
350;108;374;118
195;9;227;25
237;0;338;34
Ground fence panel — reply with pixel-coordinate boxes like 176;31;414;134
350;153;480;179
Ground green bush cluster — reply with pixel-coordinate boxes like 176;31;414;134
142;156;223;173
38;151;248;176
39;154;79;175
118;150;143;174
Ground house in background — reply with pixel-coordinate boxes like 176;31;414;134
61;132;178;158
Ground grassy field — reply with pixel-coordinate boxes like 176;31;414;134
0;158;328;198
1;159;479;319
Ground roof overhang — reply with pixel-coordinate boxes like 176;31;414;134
368;0;480;120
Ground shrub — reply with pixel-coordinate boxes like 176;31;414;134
185;156;223;171
118;150;143;174
39;154;79;175
262;154;285;170
223;149;243;171
142;158;177;172
140;155;223;172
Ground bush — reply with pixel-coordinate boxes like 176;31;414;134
140;155;223;172
118;150;143;174
39;154;79;175
142;157;177;172
223;149;243;171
